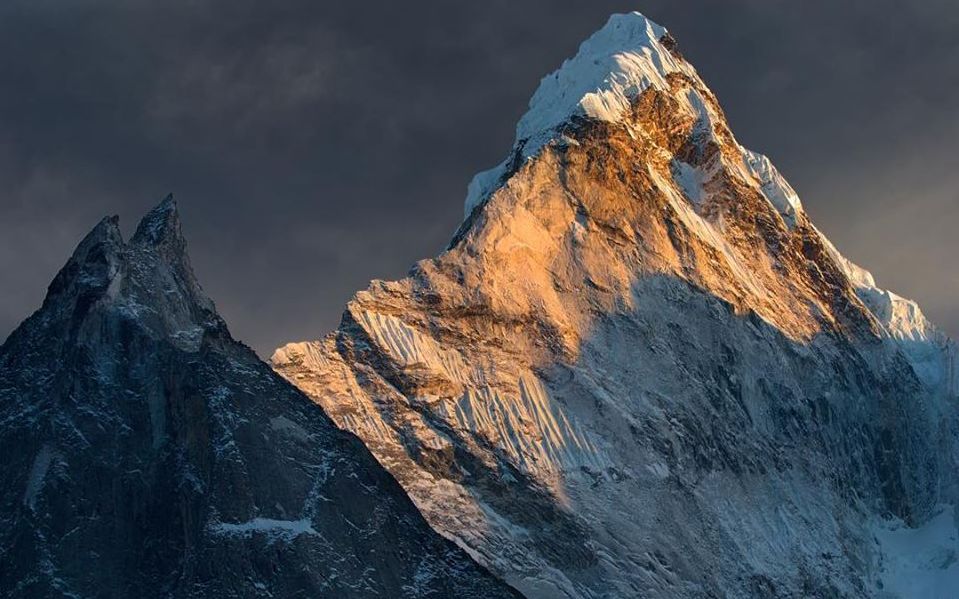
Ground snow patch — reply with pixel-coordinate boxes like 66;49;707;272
23;445;54;510
874;506;959;598
819;233;878;290
210;517;318;541
818;227;953;391
170;325;205;352
269;415;310;441
671;160;705;206
646;462;670;479
858;287;933;344
740;148;803;227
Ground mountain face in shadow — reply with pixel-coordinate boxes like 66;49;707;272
273;12;959;598
0;196;520;599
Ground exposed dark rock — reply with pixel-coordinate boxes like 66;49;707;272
0;199;521;599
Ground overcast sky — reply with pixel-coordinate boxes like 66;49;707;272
1;1;957;355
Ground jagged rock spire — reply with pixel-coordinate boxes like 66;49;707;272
41;215;123;312
0;193;519;599
132;193;183;248
19;195;219;354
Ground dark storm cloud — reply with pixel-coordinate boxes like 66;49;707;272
1;1;957;354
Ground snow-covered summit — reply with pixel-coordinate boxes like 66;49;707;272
518;12;685;153
465;12;694;216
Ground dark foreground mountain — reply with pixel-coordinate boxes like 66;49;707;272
0;197;520;598
274;12;959;599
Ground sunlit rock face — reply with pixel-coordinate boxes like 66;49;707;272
274;12;959;599
0;197;520;599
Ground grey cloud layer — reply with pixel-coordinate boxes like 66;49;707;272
1;0;956;354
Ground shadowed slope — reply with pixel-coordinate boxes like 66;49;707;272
0;196;521;598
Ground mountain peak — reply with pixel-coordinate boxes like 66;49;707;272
42;215;123;308
516;11;684;145
86;214;123;243
131;193;182;248
22;197;220;354
0;204;520;598
72;214;123;262
276;12;959;596
464;11;696;216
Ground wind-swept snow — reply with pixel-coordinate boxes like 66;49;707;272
740;149;803;227
466;12;693;216
516;12;685;157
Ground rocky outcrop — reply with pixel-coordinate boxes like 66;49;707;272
274;13;959;598
0;196;520;598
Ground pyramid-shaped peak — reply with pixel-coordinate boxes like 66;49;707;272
516;11;693;151
464;11;700;216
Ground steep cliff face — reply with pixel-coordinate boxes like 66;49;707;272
0;197;520;598
274;13;959;598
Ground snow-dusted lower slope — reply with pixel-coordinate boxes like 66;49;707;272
274;12;959;599
0;198;519;599
872;504;959;598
